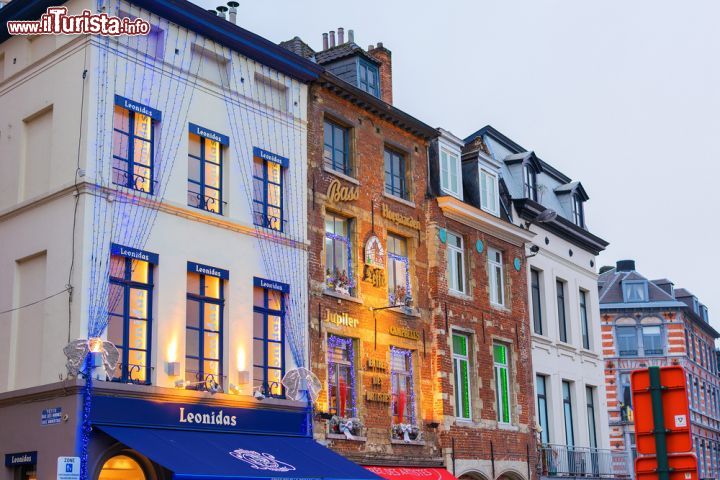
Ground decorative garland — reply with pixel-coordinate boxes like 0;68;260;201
327;335;356;418
387;253;410;305
390;346;416;426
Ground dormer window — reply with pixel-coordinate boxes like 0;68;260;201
622;280;648;303
440;146;462;199
523;164;537;201
572;194;584;227
480;168;499;216
358;59;380;97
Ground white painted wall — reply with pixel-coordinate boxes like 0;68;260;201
0;0;309;395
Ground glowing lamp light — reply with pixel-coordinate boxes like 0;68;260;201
167;338;177;363
88;337;104;353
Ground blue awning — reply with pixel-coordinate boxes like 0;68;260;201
97;425;379;480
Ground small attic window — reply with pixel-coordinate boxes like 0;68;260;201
572;193;585;227
623;280;648;303
357;58;380;97
523;163;537;201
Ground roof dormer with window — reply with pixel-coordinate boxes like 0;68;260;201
430;129;464;201
461;140;503;218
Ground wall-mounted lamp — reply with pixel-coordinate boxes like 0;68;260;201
238;370;250;385
166;361;180;377
174;379;187;388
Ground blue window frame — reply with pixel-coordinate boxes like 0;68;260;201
188;133;223;214
253;285;285;398
107;255;153;384
112;105;155;194
384;147;407;199
252;157;284;231
358;59;380;97
323;119;350;175
186;272;224;390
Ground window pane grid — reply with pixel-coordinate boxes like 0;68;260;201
253;158;284;232
185;273;224;390
112;105;155;194
188;134;223;214
323;120;350;175
384;148;407;199
253;286;285;398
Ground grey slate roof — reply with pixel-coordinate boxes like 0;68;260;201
598;267;677;305
278;36;316;60
315;42;379;66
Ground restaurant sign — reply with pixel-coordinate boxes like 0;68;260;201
325;311;359;328
381;204;421;230
389;326;421;341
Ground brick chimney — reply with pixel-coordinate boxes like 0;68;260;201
367;42;392;104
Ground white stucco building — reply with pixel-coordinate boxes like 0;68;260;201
468;126;626;479
0;3;381;480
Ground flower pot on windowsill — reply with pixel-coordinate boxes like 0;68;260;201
391;423;420;442
329;416;363;439
325;270;354;297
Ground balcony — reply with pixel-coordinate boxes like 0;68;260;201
538;444;630;479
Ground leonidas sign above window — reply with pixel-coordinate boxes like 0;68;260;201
110;243;159;264
187;262;229;279
189;123;230;146
114;95;162;121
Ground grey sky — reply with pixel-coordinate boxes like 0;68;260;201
196;0;720;332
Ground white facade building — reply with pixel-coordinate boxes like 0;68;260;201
470;126;624;478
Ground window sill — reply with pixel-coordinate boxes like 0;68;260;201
557;342;578;354
383;191;416;208
448;290;472;301
531;333;553;345
580;348;599;358
327;433;367;442
380;306;421;318
489;302;510;313
390;438;425;446
322;289;364;304
323;165;360;185
498;423;519;432
440;189;463;201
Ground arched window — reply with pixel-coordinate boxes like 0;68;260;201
98;455;146;480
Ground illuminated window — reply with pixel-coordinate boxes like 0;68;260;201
494;343;511;424
99;455;146;480
186;272;224;390
112;105;154;194
325;213;354;296
391;348;415;425
252;157;284;231
253;286;285;397
328;335;355;418
108;255;152;384
387;234;410;305
188;133;223;214
452;332;471;419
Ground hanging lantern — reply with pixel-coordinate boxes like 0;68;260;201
339;378;347;418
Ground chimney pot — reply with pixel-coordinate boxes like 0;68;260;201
329;30;336;48
368;44;374;50
376;41;383;49
616;260;636;272
227;1;239;24
338;27;344;44
322;32;328;50
216;5;228;19
348;29;355;43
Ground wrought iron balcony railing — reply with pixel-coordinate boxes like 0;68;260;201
538;444;630;479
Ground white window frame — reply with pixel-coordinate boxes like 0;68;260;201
488;248;505;307
447;231;466;294
480;168;499;216
452;332;472;420
440;146;462;199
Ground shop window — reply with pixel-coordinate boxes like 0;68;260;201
98;454;146;480
188;132;223;214
112;105;155;194
452;332;471;419
391;347;415;426
108;255;152;384
387;234;410;306
186;272;224;390
494;342;511;424
327;335;356;418
325;213;355;296
252;156;283;231
253;285;285;397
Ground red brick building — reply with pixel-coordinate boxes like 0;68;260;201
599;260;720;479
426;131;537;480
282;31;538;480
282;31;441;468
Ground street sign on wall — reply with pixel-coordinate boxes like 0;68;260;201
631;366;692;455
